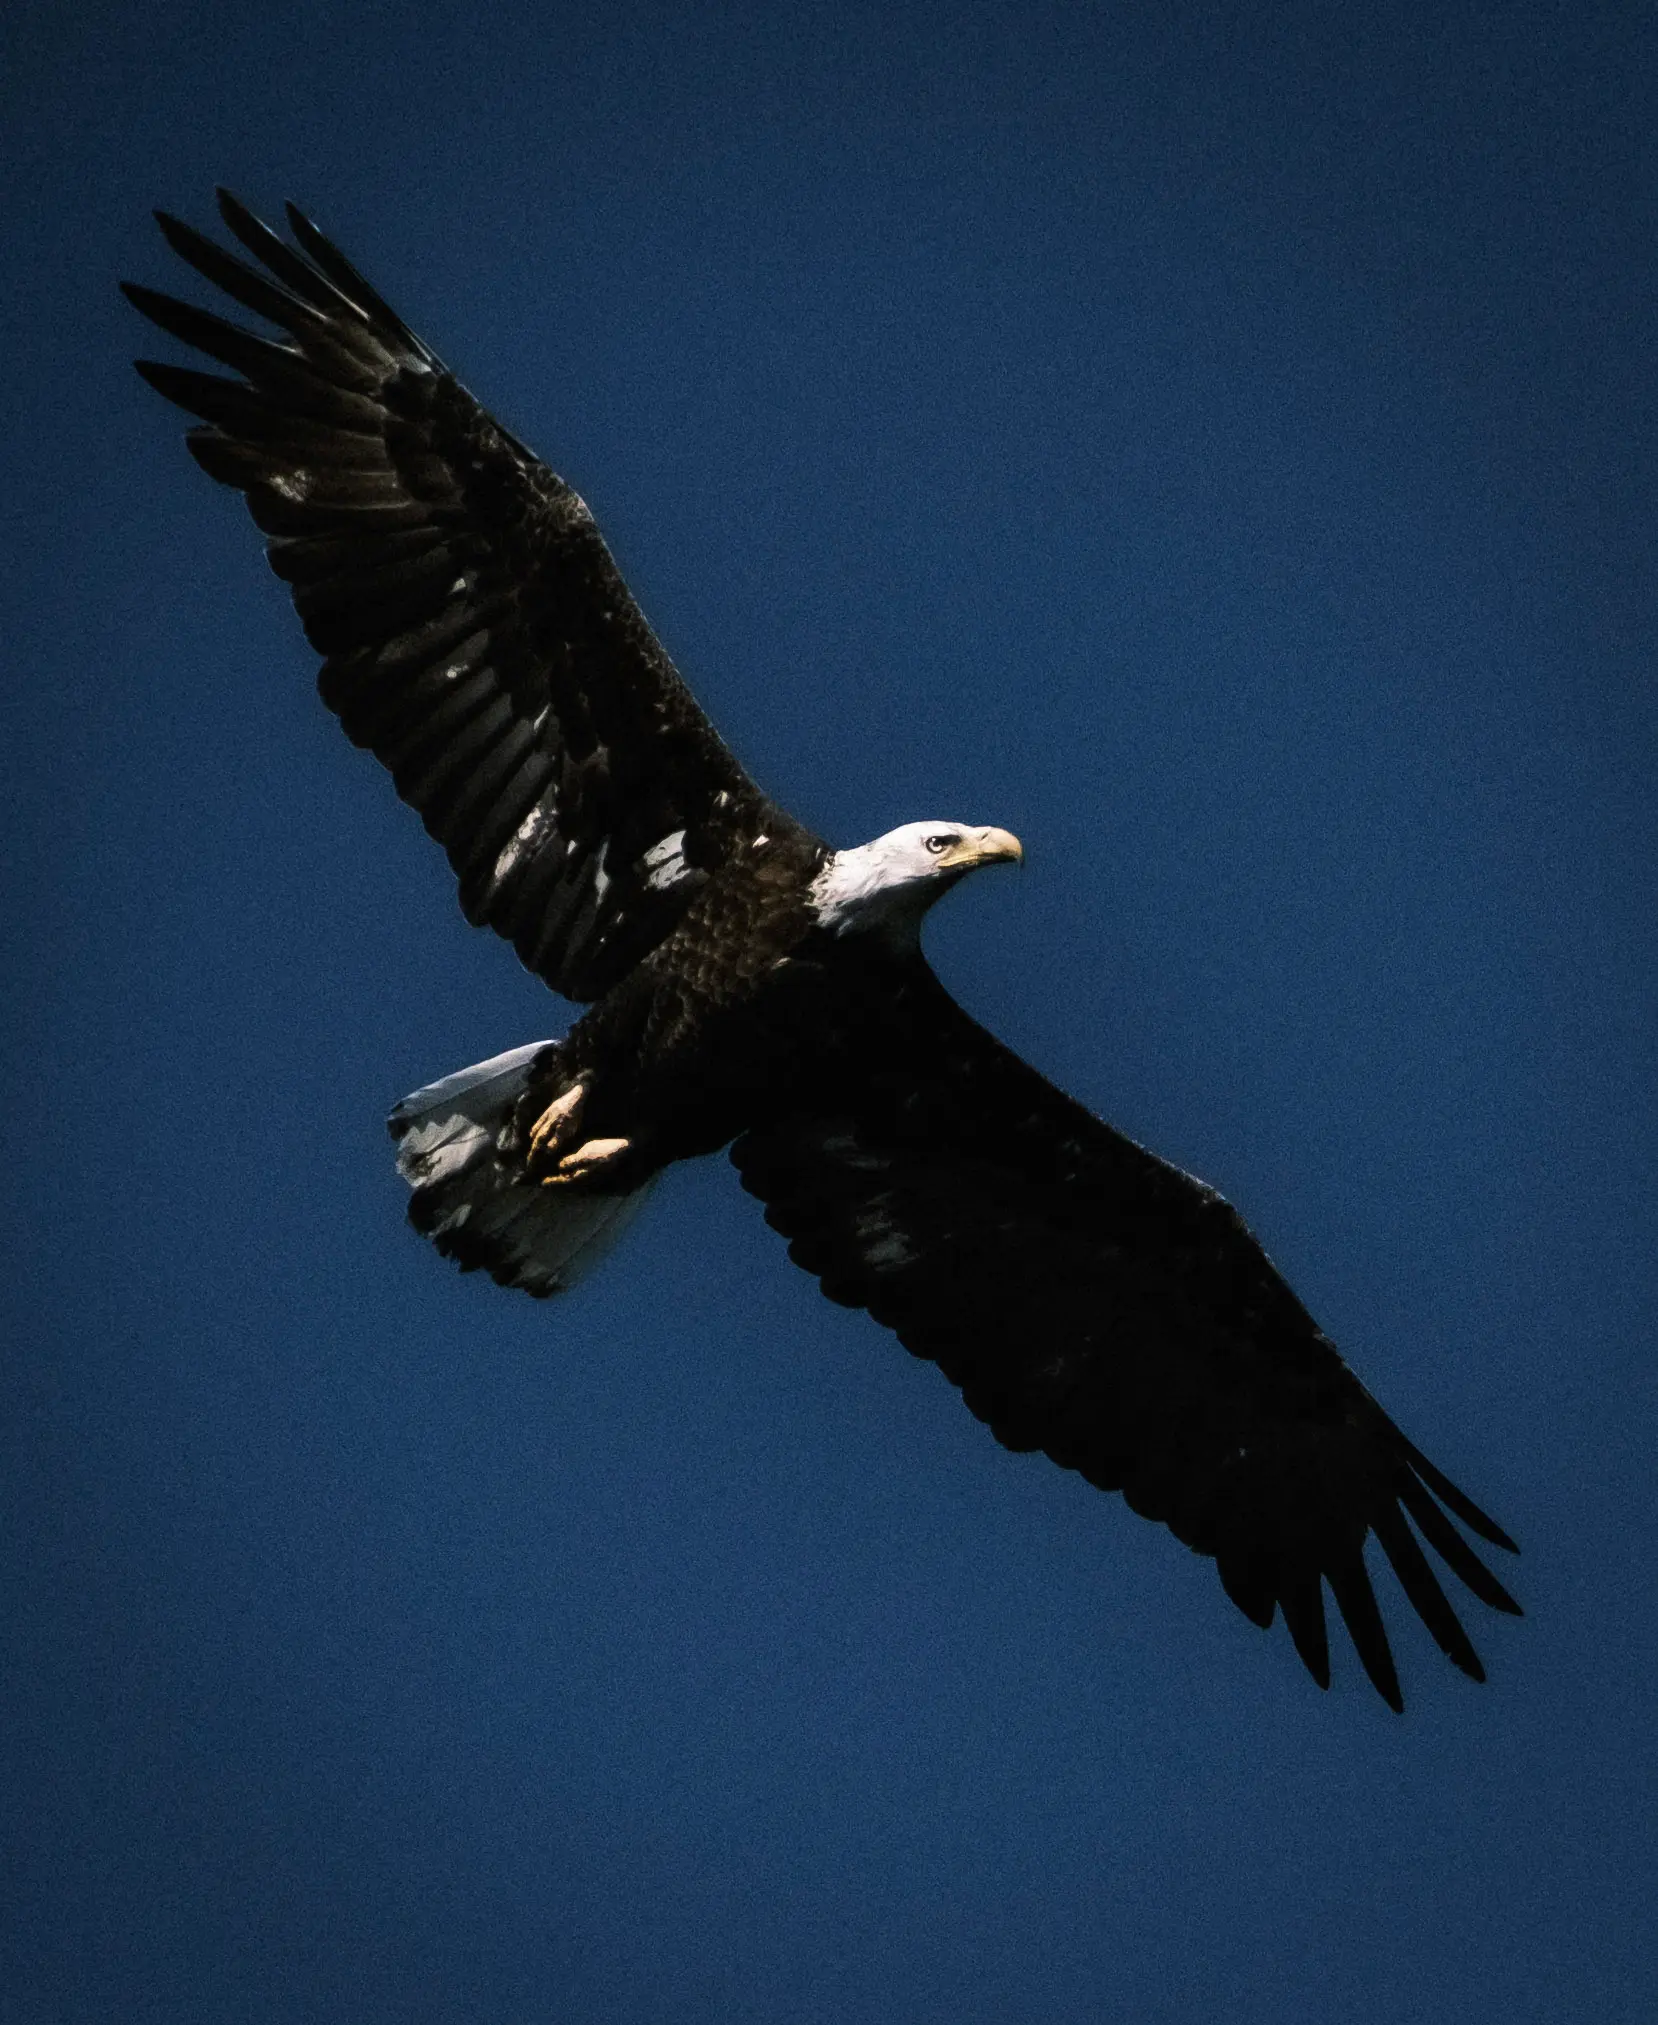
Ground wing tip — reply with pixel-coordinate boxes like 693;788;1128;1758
1401;1439;1519;1554
152;206;206;261
131;355;188;401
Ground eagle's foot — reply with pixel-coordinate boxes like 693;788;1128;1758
539;1135;633;1187
526;1080;589;1169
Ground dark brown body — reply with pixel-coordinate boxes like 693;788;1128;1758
512;830;833;1183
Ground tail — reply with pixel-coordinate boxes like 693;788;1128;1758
388;1043;656;1298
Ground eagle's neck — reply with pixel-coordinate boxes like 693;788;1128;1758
806;841;945;945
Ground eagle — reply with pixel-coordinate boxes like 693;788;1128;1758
126;191;1520;1710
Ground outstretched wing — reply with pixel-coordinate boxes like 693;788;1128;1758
733;957;1520;1709
126;191;813;1002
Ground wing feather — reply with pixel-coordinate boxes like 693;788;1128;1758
733;956;1519;1707
128;192;812;1000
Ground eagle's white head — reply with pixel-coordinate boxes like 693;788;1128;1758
808;821;1023;940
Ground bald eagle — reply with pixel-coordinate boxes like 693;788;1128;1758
126;192;1520;1710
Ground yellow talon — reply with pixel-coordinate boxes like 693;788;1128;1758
527;1081;588;1164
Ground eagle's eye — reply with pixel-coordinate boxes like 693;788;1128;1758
923;833;957;856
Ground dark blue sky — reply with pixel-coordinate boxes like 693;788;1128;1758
6;3;1656;2019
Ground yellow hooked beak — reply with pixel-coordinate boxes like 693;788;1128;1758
942;826;1024;871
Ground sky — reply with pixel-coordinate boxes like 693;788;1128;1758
4;2;1656;2019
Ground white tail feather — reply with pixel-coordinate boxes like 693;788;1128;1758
389;1043;654;1297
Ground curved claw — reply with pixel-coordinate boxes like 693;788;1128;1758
539;1136;633;1187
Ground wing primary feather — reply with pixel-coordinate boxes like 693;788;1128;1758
1395;1477;1523;1615
125;284;292;377
154;208;398;389
281;200;438;360
132;357;250;421
123;282;388;433
152;209;328;338
1399;1440;1518;1552
1370;1501;1485;1680
1277;1566;1332;1690
214;187;371;323
133;360;380;461
1325;1549;1404;1711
